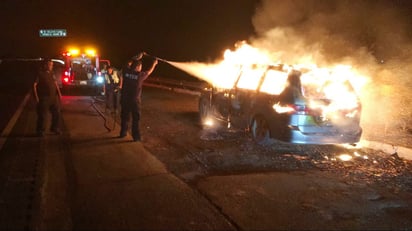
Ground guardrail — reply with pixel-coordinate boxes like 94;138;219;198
144;77;209;95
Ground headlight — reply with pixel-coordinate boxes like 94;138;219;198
96;76;104;84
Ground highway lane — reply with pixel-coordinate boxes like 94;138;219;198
0;60;39;133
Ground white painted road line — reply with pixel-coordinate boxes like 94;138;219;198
0;92;31;150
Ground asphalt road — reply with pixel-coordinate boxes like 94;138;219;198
0;60;39;133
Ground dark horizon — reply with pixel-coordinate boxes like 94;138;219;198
0;0;259;68
2;0;412;77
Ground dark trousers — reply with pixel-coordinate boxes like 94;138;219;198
106;89;116;110
120;100;141;140
36;97;60;132
105;87;120;111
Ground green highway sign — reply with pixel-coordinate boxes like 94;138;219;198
39;29;67;37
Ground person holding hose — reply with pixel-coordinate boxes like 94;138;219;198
119;53;158;141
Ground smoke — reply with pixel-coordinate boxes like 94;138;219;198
249;0;412;139
251;0;412;63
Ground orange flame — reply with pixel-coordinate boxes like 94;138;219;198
169;42;368;117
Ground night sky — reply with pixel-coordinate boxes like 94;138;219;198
0;0;259;67
2;0;412;73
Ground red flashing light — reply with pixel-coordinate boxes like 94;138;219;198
62;52;71;57
62;70;71;84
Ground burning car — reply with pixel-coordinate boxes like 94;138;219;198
199;64;362;145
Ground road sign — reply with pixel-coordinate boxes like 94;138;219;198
39;29;67;37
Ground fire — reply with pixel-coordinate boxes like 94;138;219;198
167;42;368;119
273;103;294;114
223;41;272;66
338;154;353;161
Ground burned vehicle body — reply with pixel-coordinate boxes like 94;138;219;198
199;64;362;145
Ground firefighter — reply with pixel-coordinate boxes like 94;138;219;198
119;57;158;141
33;59;62;136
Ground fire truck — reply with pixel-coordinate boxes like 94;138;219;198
59;47;105;93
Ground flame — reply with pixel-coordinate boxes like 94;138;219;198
223;41;273;66
338;154;353;161
168;42;368;119
273;103;294;113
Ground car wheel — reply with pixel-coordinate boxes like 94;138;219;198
251;115;271;145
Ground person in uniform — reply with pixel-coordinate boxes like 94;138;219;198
33;59;62;136
119;56;158;141
118;52;144;92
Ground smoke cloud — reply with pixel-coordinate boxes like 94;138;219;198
249;0;412;140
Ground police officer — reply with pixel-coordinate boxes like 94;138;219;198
119;56;158;141
33;59;62;136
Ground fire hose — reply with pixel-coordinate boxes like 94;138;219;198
143;53;168;63
91;96;113;132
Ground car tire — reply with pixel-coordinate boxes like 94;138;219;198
251;115;271;145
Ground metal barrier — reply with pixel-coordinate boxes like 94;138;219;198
145;77;208;93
